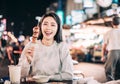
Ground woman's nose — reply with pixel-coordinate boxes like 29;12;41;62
46;24;51;29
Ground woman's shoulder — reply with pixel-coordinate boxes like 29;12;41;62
57;41;69;50
24;40;41;47
58;41;67;46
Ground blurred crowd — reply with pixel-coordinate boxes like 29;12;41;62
0;31;31;65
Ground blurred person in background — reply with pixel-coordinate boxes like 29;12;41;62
0;40;4;60
0;35;7;59
12;42;22;65
18;12;73;81
3;44;14;65
101;15;120;81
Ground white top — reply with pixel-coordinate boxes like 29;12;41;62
103;28;120;51
18;40;73;80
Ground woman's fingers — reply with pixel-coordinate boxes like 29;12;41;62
26;55;33;64
25;47;34;63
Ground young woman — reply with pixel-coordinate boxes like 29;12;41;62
18;12;73;81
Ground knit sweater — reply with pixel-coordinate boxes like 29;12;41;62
18;40;73;80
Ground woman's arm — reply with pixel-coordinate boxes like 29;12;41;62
18;43;31;77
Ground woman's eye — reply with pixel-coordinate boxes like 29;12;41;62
43;23;47;25
51;24;55;26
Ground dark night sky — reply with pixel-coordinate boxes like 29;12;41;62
0;0;57;37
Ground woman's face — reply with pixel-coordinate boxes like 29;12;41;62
41;16;58;40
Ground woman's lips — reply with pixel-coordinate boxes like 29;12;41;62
44;31;52;36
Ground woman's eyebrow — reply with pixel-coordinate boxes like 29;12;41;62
44;21;56;25
43;21;48;23
51;22;56;24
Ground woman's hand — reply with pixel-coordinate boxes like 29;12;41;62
25;46;34;64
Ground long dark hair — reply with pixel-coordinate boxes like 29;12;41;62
39;12;63;43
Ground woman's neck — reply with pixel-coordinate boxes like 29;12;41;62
32;37;37;43
42;38;54;46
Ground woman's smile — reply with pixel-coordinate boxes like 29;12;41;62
44;31;53;36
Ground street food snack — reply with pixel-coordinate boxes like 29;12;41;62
31;26;40;43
